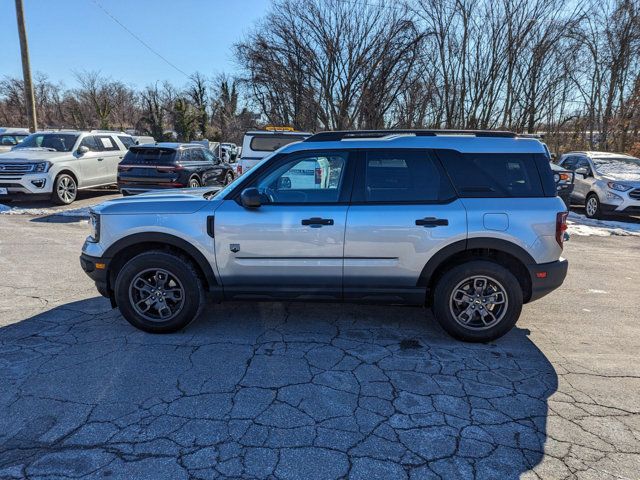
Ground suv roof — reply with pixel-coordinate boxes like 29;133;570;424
305;129;518;142
282;129;545;154
132;142;202;150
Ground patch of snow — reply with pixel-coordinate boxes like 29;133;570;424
588;289;608;294
567;212;640;237
0;204;90;218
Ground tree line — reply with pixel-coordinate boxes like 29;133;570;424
1;0;639;154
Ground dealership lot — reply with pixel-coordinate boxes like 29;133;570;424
0;210;639;479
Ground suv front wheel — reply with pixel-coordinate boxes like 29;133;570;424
114;251;204;333
52;173;77;205
432;261;523;342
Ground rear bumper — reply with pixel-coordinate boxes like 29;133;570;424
527;258;568;302
80;253;111;298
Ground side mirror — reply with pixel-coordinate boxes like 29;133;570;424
240;187;262;208
575;167;590;177
77;146;89;155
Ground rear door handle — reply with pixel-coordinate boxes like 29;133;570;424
97;157;104;161
301;217;334;227
415;217;449;227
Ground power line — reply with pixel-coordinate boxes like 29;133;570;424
91;0;190;79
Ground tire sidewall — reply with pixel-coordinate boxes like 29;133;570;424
585;193;601;219
432;261;523;342
53;174;77;205
114;252;203;333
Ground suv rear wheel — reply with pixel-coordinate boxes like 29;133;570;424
188;177;200;188
432;261;523;342
52;173;77;205
114;251;204;333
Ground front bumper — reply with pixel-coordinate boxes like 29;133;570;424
0;173;53;196
527;258;568;302
80;252;111;298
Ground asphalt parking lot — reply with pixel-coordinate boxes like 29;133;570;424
0;205;639;479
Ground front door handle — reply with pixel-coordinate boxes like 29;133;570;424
301;217;334;227
97;157;104;161
415;217;449;227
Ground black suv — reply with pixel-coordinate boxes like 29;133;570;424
117;143;234;195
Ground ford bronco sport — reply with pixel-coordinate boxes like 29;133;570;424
81;130;569;342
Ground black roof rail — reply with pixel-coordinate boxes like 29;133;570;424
304;129;518;142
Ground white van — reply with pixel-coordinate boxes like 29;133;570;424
236;129;311;176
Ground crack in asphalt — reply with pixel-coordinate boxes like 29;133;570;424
0;299;638;480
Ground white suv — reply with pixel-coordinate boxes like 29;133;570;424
0;130;133;204
236;129;311;176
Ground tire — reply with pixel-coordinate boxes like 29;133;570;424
224;172;234;185
585;193;602;219
188;177;201;188
52;173;77;205
114;251;204;333
432;261;523;342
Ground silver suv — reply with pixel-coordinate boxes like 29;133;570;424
81;130;569;342
0;130;133;204
557;151;640;218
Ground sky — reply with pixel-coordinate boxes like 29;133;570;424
0;0;271;89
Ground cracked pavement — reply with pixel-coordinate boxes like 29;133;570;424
0;213;639;479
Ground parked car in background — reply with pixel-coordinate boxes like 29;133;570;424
81;129;568;343
0;128;30;153
550;162;574;208
0;130;128;204
132;135;155;146
221;142;238;161
558;151;640;218
117;143;234;196
236;128;311;176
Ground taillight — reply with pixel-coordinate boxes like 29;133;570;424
315;167;322;184
117;165;132;172
237;165;243;175
556;211;568;247
156;164;184;173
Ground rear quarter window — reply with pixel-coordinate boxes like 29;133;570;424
436;150;545;198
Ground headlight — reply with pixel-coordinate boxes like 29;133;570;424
88;211;100;243
33;161;51;173
607;181;632;192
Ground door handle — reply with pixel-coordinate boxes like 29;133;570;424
97;157;104;161
301;217;334;227
415;217;449;227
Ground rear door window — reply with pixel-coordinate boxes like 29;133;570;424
97;135;119;151
190;148;206;162
436;150;544;198
360;150;455;203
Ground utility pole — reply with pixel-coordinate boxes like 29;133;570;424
15;0;37;132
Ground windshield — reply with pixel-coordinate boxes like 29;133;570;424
592;156;640;179
15;133;79;152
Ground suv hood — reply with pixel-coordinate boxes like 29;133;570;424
600;171;640;183
0;149;70;162
93;187;223;215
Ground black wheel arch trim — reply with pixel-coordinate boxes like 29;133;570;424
103;232;219;291
417;237;536;287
